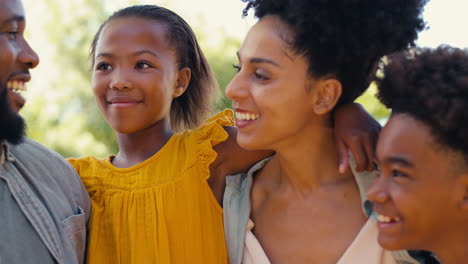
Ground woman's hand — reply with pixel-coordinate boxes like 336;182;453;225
334;103;381;174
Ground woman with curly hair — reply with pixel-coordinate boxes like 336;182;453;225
223;0;431;263
368;46;468;264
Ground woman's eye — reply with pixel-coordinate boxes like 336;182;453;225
96;63;111;71
254;71;269;81
232;64;241;73
136;62;151;69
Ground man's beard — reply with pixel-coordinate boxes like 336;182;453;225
0;86;25;144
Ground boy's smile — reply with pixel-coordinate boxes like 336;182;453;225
367;114;465;251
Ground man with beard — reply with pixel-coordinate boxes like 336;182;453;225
0;0;90;263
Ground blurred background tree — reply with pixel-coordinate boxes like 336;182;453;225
21;0;388;158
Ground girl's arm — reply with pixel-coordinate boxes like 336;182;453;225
209;103;380;203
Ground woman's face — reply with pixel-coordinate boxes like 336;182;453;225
225;15;321;151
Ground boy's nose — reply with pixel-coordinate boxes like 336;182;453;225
366;176;390;204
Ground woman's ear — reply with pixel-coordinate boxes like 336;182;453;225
312;79;342;115
173;67;191;98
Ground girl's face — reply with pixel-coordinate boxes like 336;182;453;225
225;15;321;151
92;17;187;134
367;114;464;251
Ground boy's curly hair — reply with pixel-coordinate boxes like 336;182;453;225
242;0;428;106
375;45;468;157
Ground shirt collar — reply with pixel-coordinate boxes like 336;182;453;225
0;140;14;166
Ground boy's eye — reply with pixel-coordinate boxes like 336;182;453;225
391;169;407;178
135;62;151;69
96;63;112;71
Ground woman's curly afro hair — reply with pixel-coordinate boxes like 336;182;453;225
242;0;428;106
376;45;468;157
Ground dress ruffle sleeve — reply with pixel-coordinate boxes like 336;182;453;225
189;109;235;180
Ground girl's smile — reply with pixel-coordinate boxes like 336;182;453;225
92;17;186;135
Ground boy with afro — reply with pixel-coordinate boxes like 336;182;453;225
368;45;468;264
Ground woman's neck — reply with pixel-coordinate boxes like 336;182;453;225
113;119;173;168
265;124;353;194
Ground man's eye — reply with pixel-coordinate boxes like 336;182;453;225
7;31;18;40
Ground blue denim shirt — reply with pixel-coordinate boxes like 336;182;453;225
0;139;91;264
223;155;437;264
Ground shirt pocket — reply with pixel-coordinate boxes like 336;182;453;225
62;206;87;264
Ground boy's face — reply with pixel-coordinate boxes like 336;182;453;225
367;114;467;251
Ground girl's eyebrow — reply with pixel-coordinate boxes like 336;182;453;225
96;50;159;59
133;50;159;58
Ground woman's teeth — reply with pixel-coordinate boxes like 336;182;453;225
377;214;401;223
236;112;259;121
7;80;27;92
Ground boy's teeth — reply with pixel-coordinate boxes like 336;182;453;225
377;214;401;223
236;112;259;121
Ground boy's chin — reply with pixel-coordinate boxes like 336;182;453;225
378;234;416;252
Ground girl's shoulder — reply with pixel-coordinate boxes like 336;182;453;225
183;109;235;149
67;155;108;177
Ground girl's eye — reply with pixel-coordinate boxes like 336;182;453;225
96;63;112;71
136;62;151;69
232;64;241;73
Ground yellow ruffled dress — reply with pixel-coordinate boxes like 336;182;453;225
68;110;233;264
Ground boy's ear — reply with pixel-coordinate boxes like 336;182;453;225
312;78;342;115
457;174;468;212
173;67;191;98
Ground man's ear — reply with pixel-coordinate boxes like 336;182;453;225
312;79;342;115
173;67;191;98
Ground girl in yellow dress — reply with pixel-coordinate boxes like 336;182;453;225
67;4;380;264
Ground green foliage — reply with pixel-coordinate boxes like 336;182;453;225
21;0;389;159
355;82;390;124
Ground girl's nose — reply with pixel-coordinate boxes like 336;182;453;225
110;69;133;90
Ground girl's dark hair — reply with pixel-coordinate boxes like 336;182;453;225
90;5;218;131
375;45;468;158
242;0;428;106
